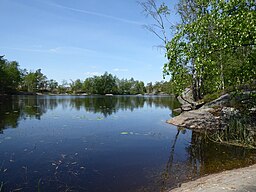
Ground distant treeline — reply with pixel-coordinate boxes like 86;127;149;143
0;56;174;95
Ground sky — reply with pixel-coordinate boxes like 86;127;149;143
0;0;179;84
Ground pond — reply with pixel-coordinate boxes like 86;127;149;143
0;95;255;192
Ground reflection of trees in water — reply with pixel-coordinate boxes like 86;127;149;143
158;129;256;191
0;97;20;131
0;95;179;131
159;128;181;191
187;130;256;173
209;116;256;149
0;96;57;131
68;96;180;117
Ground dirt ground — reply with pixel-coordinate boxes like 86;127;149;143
170;164;256;192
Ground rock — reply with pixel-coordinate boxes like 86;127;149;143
178;88;205;111
170;164;256;192
173;108;182;113
167;108;221;130
169;91;255;131
202;94;230;109
181;104;193;111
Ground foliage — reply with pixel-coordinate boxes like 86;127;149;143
203;91;223;103
70;79;83;94
138;0;172;48
81;73;145;95
21;69;48;92
0;56;21;94
167;0;256;99
142;0;256;99
0;56;177;95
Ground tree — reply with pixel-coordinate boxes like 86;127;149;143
117;79;132;94
0;56;21;94
139;0;172;49
146;82;153;93
93;72;118;94
48;79;58;93
58;80;69;94
70;79;83;94
83;78;95;94
167;0;256;99
141;0;256;100
22;69;48;93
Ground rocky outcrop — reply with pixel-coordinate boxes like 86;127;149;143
201;94;230;109
167;108;222;130
170;164;256;192
169;89;256;130
177;88;204;111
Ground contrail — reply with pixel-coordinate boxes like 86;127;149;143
48;2;144;25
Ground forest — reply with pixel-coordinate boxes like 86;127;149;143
0;56;173;95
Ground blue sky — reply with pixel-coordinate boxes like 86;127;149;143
0;0;179;84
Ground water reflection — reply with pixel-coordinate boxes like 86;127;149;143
0;95;180;132
0;95;255;192
156;129;256;191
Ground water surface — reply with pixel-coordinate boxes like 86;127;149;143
0;95;255;192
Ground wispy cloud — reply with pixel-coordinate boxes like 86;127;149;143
113;68;128;72
1;46;95;54
48;46;96;54
85;72;101;76
47;2;144;25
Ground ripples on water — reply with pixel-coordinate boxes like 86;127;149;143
0;95;255;192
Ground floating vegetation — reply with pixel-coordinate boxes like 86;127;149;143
96;117;104;121
12;187;23;191
120;132;129;135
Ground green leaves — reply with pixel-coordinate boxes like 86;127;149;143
164;0;256;99
0;57;21;94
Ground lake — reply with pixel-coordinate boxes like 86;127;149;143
0;95;255;192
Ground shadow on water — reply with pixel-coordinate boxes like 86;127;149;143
0;95;255;192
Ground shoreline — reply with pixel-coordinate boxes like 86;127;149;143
167;89;256;191
169;164;256;192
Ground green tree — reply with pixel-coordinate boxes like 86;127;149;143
70;79;83;94
22;69;48;93
0;56;21;94
83;77;95;94
142;0;256;99
146;82;153;94
48;79;58;93
96;72;118;94
117;79;132;94
58;80;69;94
168;0;255;98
